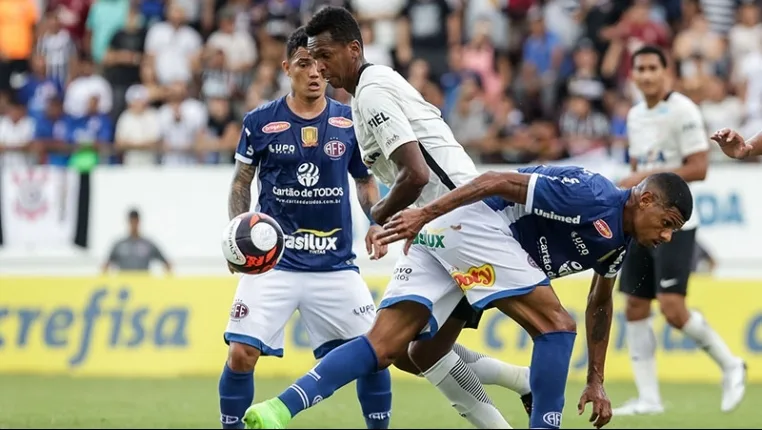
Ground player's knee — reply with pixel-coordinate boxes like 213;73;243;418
625;295;651;321
546;309;577;334
366;305;428;369
407;340;448;372
227;342;261;372
658;294;689;329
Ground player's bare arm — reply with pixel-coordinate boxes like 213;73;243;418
578;273;615;429
355;174;388;259
375;171;530;251
229;160;256;220
711;127;761;159
368;142;430;225
619;151;708;189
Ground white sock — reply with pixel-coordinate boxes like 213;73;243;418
626;318;661;404
681;310;739;370
423;350;512;429
452;343;531;395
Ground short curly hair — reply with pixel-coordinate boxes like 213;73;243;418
286;26;309;59
305;6;363;49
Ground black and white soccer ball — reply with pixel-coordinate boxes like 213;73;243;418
221;212;285;274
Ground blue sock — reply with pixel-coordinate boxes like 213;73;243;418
278;336;379;417
529;331;576;429
356;368;392;429
219;363;254;429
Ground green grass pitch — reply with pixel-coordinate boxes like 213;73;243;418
0;375;759;428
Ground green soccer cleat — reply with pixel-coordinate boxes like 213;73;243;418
243;398;292;429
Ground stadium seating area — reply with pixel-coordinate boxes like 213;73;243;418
1;0;761;168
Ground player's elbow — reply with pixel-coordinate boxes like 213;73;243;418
402;166;430;191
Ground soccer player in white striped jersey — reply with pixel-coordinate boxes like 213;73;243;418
614;45;746;416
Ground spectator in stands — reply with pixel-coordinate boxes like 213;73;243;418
0;98;36;167
144;1;202;87
398;0;458;83
35;10;78;89
157;81;207;165
558;93;610;157
16;54;65;120
48;0;92;51
673;13;726;78
0;0;39;96
64;53;113;117
85;0;130;65
34;96;70;166
200;82;239;164
115;84;161;165
102;208;172;274
448;71;489;153
103;4;147;121
205;7;258;77
65;94;114;167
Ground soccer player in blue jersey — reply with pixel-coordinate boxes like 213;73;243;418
237;6;694;430
219;27;531;430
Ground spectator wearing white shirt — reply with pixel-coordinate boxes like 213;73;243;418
157;81;207;165
205;7;257;74
0;99;37;168
144;2;203;86
64;54;113;118
115;85;161;166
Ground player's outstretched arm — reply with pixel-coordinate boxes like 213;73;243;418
369;142;430;224
578;273;615;429
375;171;530;250
228;161;256;220
711;127;762;159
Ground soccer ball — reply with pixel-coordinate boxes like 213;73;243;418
222;212;285;274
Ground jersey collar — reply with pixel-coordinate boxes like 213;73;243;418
355;63;374;89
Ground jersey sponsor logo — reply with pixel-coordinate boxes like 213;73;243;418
570;231;590;256
367;112;390;128
296;162;320;187
328;116;353;128
301;126;319;147
269;143;296;155
324;140;346;159
534;208;581;224
452;264;496;292
412;230;445;248
229;299;249;320
393;267;413;282
594;219;613;239
363;151;382;167
353;304;375;315
284;228;341;254
262;121;291;134
557;260;584;277
383;134;400;150
272;163;344;204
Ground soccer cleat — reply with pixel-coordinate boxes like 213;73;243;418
520;393;533;417
242;398;291;429
612;398;664;416
721;360;747;413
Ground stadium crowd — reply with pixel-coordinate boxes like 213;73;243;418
0;0;759;168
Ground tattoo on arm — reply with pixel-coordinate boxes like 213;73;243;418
228;161;256;220
585;274;615;384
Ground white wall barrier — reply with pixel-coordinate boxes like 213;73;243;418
0;162;753;276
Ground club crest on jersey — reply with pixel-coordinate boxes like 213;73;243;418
328;116;353;128
262;121;291;134
594;219;613;239
302;126;319;147
324;140;346;159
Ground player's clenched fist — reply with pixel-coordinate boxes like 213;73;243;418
710;128;751;160
578;382;612;429
376;208;429;255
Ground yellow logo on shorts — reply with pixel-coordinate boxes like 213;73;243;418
452;264;496;292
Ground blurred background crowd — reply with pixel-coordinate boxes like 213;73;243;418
0;0;761;170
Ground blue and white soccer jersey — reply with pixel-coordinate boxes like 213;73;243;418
224;97;376;358
379;166;632;339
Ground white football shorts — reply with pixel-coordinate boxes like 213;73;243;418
379;202;550;339
224;269;376;358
